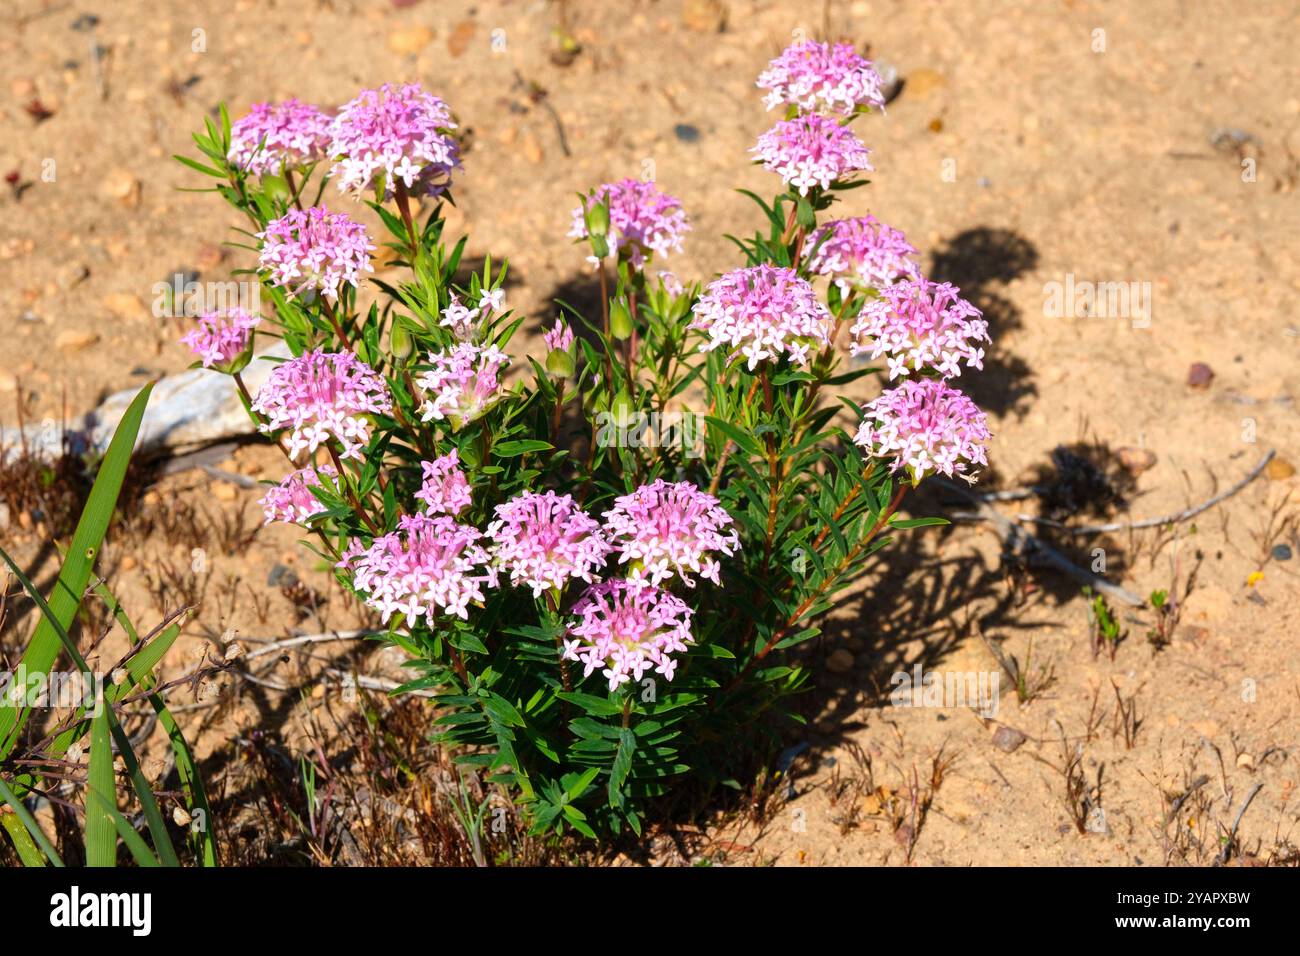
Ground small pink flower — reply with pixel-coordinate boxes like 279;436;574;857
569;178;690;269
487;491;610;597
414;450;473;516
542;319;575;353
690;264;833;370
339;513;495;624
260;464;337;525
564;580;695;691
228;98;333;176
757;40;886;116
251;349;392;460
853;377;991;483
602;479;739;588
329;82;460;200
751;113;872;195
439;293;481;341
258;206;374;301
415;343;510;430
806;216;920;294
849;278;989;380
181;307;260;369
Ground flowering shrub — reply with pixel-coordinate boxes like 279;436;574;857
177;40;991;839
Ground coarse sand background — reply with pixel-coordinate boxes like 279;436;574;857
1;0;1298;865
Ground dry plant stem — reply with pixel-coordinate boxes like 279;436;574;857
730;483;908;690
1016;449;1276;535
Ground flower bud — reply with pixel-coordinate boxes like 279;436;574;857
610;388;635;428
262;173;290;203
584;198;610;238
390;321;415;361
609;297;633;340
546;347;576;378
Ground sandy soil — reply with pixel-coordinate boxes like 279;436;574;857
2;0;1298;866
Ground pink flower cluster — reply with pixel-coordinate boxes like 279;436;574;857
329;83;460;200
486;491;611;597
751;113;871;196
757;40;886;116
340;514;495;624
563;581;694;690
806;216;920;294
251;349;392;460
258;206;374;301
415;450;473;516
849;278;989;380
569;178;690;269
181;307;260;369
228;98;333;176
602;479;739;587
691;264;834;370
260;464;336;525
415;343;511;429
853;377;991;483
439;289;505;341
542;319;574;353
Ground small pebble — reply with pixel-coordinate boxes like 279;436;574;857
1187;362;1214;389
991;724;1027;753
1272;543;1292;561
674;123;701;143
825;648;855;674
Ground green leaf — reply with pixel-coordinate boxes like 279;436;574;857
889;516;950;529
493;439;553;458
608;728;635;808
0;383;152;759
0;780;63;866
85;694;117;867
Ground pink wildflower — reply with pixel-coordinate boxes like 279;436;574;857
181;307;260;369
328;83;459;200
757;40;886;116
751;113;872;195
563;581;695;691
339;514;495;624
228;98;333;176
805;216;920;294
853;377;991;484
260;464;337;525
690;264;833;370
569;179;690;269
486;491;610;597
415;343;510;430
258;206;374;301
414;450;473;516
251;349;392;460
602;479;740;588
849;278;989;380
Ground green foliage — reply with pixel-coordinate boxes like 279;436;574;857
174;98;945;841
0;387;215;866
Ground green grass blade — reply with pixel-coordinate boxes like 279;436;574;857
85;788;160;868
85;694;117;867
0;383;153;758
0;778;63;866
104;703;180;867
